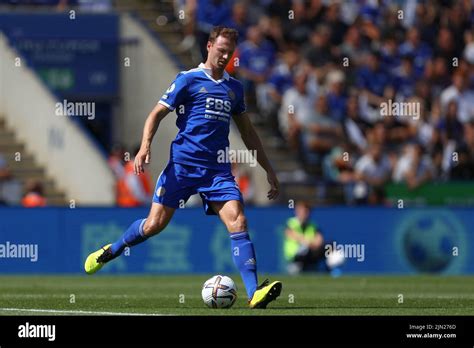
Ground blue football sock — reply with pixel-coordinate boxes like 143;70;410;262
230;231;258;299
110;218;148;258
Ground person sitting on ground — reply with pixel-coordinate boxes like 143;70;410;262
284;201;329;274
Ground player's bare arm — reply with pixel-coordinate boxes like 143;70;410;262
233;112;279;200
134;103;170;174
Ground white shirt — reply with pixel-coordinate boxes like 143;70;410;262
278;88;315;135
355;154;391;180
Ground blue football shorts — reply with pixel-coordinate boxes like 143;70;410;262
152;162;243;215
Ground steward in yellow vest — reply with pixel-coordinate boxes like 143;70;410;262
284;201;325;273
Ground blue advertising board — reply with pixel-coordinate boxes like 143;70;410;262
0;207;472;274
0;13;119;97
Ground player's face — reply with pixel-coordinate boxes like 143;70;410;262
296;204;310;222
208;36;235;70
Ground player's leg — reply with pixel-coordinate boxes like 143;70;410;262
84;203;175;274
109;202;176;257
209;200;257;295
85;162;191;274
208;199;282;308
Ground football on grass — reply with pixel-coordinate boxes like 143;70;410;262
201;275;237;308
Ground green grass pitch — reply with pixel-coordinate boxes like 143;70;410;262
0;275;473;315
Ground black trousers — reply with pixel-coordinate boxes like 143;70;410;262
293;245;326;272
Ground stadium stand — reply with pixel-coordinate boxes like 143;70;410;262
0;118;66;205
2;0;473;206
154;0;474;206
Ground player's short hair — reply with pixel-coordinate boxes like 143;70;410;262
208;26;239;45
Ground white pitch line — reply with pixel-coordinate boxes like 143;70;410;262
0;308;170;316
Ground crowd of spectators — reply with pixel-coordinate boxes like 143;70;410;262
175;0;474;203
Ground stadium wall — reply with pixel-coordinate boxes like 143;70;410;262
119;14;269;204
0;33;115;205
0;207;472;275
119;13;178;178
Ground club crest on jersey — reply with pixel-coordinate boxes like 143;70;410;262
156;186;166;197
227;90;235;100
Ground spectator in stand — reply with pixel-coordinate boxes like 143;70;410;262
358;3;382;43
450;121;474;180
463;121;474;158
445;2;472;55
463;29;474;72
322;143;356;204
379;113;414;151
279;69;316;151
302;24;334;72
393;143;434;190
265;48;300;136
440;71;466;112
434;27;457;61
354;143;392;204
424;56;451;98
344;93;369;154
438;100;464;145
398;27;432;77
226;0;249;40
22;180;46;208
338;25;365;67
356;49;393;123
117;146;152;207
414;80;433;113
442;72;474;124
258;14;286;52
302;93;344;165
379;34;400;76
366;121;388;147
281;0;313;46
392;53;418;100
413;98;437;153
236;25;276;112
176;0;198;52
380;6;405;43
195;0;233;60
325;69;347;123
415;2;438;42
322;2;348;46
261;0;293;41
450;146;474;180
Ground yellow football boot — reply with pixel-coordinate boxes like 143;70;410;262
84;244;112;275
249;279;282;309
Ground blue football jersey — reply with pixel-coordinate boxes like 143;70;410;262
158;63;246;170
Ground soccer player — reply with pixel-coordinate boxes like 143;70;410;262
85;26;282;309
